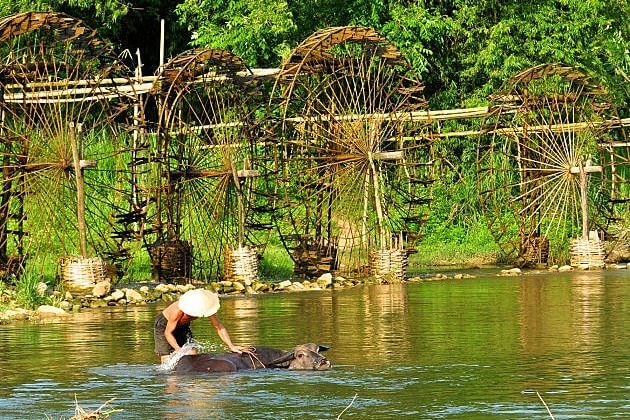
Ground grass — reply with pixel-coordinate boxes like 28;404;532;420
410;222;500;269
13;262;52;310
259;242;293;281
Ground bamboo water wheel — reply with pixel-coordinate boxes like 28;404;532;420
477;63;629;266
272;27;432;278
0;12;138;282
147;49;273;282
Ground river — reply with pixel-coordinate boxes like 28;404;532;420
1;269;628;418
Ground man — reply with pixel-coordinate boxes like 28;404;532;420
154;288;248;363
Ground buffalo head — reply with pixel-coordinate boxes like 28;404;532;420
269;343;331;370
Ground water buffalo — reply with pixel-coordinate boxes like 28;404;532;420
174;343;331;373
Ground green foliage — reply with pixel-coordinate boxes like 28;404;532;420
0;0;128;30
175;0;297;66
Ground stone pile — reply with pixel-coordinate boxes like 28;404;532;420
3;262;625;324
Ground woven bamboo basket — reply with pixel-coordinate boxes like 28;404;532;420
60;256;105;294
223;246;259;285
369;248;409;281
148;239;193;283
570;233;605;267
521;236;550;265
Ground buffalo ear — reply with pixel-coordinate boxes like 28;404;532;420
317;345;330;352
268;350;295;366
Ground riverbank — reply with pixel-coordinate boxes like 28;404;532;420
2;261;627;324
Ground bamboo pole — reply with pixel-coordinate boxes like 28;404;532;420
579;162;589;240
369;154;385;247
70;122;88;258
160;19;165;71
361;171;369;245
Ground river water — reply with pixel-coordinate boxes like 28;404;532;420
1;269;628;419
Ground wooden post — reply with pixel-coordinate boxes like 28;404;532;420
579;162;589;241
230;158;245;248
159;19;165;70
0;106;11;263
70;122;88;258
369;154;385;248
361;172;369;246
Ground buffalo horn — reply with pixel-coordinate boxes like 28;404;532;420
268;350;295;366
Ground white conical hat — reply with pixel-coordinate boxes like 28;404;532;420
178;289;220;317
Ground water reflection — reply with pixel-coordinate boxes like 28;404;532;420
518;272;608;396
0;270;628;419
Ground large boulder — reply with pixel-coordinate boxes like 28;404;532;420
317;273;333;288
36;305;68;317
3;308;30;321
124;289;144;303
154;284;171;293
108;289;125;301
275;280;292;290
92;280;111;298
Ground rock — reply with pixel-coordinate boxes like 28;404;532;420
317;274;333;288
72;304;81;312
500;268;522;276
4;308;30;320
175;284;189;293
334;275;346;282
245;286;256;294
92;280;111;298
276;280;292;290
318;273;332;283
139;286;150;293
558;265;573;272
253;282;269;292
36;305;68;317
454;274;464;279
232;281;245;292
125;289;144;303
155;284;170;293
408;276;422;282
243;278;253;286
118;299;128;306
291;281;306;290
577;263;590;271
59;301;72;311
36;282;48;297
65;291;73;301
110;290;125;301
613;263;627;269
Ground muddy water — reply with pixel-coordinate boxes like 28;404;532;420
1;269;628;418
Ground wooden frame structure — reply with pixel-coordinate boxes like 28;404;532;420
0;14;628;282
